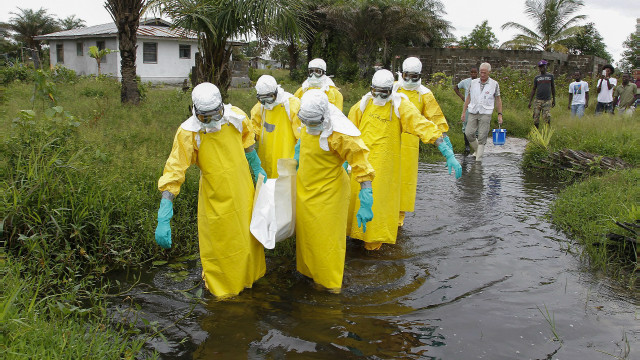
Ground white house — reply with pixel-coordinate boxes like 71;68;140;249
35;19;199;84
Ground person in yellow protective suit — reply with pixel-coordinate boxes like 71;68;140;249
294;58;344;111
251;75;301;178
393;57;452;227
154;82;266;298
347;70;462;250
294;89;375;291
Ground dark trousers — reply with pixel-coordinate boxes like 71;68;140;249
595;101;614;114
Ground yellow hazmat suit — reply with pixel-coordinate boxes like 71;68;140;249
347;96;442;247
396;86;449;218
295;86;344;111
250;97;301;178
158;106;266;298
296;128;374;290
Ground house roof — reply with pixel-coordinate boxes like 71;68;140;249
34;18;198;41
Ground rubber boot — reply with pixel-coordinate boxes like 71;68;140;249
469;139;478;157
463;135;471;156
475;144;485;162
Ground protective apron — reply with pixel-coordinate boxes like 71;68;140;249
296;127;373;290
158;114;266;298
347;97;442;245
396;86;449;212
251;97;301;178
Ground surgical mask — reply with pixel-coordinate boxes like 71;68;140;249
307;72;325;87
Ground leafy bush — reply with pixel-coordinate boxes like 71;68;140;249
335;62;359;83
0;65;33;85
50;65;78;83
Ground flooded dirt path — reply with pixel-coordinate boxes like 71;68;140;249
109;138;639;359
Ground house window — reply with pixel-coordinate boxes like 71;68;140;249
179;44;191;59
143;42;158;63
56;44;64;64
96;40;107;63
77;42;83;56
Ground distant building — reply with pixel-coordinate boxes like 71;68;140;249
250;56;281;70
35;19;198;84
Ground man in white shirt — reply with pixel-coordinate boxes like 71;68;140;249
568;71;589;117
595;64;617;115
461;62;503;162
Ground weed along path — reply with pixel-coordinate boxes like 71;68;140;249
109;138;638;359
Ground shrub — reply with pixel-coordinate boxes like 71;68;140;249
0;65;33;85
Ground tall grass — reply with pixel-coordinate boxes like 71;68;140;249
1;256;152;359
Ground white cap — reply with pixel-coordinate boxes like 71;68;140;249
371;69;394;88
402;57;422;73
191;82;222;111
255;75;278;95
298;89;328;121
308;58;327;71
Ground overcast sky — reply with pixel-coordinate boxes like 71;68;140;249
1;0;637;64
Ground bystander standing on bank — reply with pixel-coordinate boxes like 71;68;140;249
595;64;617;115
567;71;589;117
613;73;638;116
528;60;555;128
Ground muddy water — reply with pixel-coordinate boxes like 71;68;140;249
110;138;639;359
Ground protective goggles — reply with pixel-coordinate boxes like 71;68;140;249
299;114;324;127
308;68;325;77
256;91;277;105
194;103;224;124
370;86;392;99
402;72;421;82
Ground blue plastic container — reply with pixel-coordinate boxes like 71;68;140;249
492;128;507;145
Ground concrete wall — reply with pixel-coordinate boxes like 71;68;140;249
135;38;198;83
49;38;117;76
49;37;197;83
394;48;608;84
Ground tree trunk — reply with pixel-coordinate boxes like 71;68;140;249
105;0;143;105
287;40;299;70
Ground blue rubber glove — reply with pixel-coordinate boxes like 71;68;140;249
357;187;373;232
293;139;300;170
155;198;173;249
342;161;349;172
245;149;267;184
443;133;453;151
438;141;462;179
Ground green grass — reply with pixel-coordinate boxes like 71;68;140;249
549;169;639;286
0;256;152;359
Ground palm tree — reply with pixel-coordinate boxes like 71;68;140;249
320;0;451;77
7;7;60;67
89;45;117;75
104;0;145;105
58;15;86;30
500;0;586;52
150;0;308;98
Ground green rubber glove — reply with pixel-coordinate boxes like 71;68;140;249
438;142;462;179
443;133;453;151
245;149;267;184
155;198;173;249
357;187;373;232
294;139;300;170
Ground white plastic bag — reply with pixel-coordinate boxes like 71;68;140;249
250;158;297;249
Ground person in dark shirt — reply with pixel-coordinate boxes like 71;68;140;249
528;60;556;128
